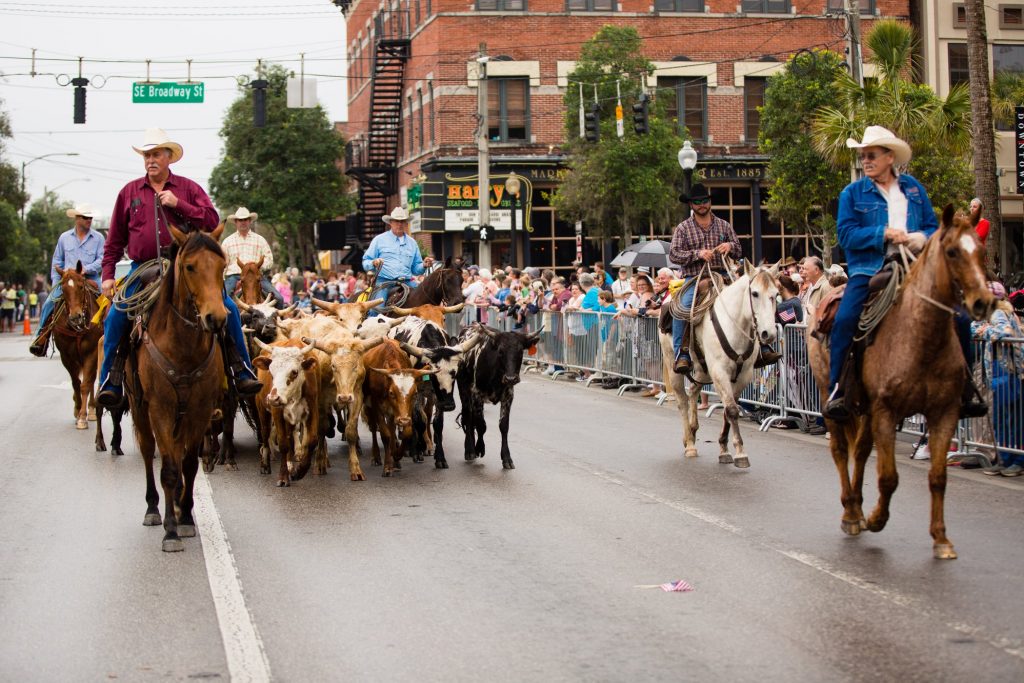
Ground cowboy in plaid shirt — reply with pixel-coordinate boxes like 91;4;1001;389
221;207;283;307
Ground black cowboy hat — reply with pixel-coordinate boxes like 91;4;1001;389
679;183;712;204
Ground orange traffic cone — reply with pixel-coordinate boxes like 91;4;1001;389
22;314;31;336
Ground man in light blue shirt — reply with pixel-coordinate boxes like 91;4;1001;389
30;203;106;357
361;206;434;307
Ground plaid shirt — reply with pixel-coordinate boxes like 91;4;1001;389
222;230;275;277
669;213;742;277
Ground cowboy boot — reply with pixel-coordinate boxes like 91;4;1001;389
97;351;127;408
755;343;782;368
29;326;51;357
673;322;691;374
960;373;988;419
223;340;263;396
822;381;852;423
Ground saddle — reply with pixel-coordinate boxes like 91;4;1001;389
811;261;899;342
659;276;718;335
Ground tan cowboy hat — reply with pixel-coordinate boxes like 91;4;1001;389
65;203;95;219
382;206;411;225
226;206;258;222
132;127;184;163
846;125;912;165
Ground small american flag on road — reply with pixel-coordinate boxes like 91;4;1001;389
660;580;694;592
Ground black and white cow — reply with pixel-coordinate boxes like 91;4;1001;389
389;315;482;467
455;324;542;470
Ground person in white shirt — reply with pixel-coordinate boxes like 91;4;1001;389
610;267;632;310
220;207;282;307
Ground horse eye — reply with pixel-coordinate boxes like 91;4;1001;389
946;247;959;259
751;291;759;298
186;264;195;272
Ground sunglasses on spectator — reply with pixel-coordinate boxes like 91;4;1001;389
859;151;890;162
78;216;93;220
690;198;711;205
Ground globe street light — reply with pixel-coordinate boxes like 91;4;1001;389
504;171;522;269
678;140;698;206
21;152;80;220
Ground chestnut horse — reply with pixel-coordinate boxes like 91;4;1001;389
808;206;995;560
50;263;104;440
236;256;264;305
126;225;228;552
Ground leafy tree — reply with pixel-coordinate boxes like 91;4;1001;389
26;191;74;277
209;65;354;269
759;49;848;264
0;97;26;209
552;26;686;244
811;20;973;212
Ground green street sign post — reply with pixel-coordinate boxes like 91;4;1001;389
132;82;205;104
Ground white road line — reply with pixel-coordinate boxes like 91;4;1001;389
194;470;273;682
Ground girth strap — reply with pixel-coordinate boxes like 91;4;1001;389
711;306;755;383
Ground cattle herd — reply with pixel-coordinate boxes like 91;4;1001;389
235;297;542;487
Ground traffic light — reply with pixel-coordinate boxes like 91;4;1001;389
632;93;649;135
72;77;89;124
584;103;600;143
251;79;269;128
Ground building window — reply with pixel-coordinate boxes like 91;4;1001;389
1001;5;1024;28
660;77;706;141
994;43;1024;76
477;0;525;9
407;94;414;158
567;0;615;9
826;0;873;13
488;78;529;142
414;0;420;26
417;89;425;153
744;77;766;142
429;82;436;147
953;3;966;27
654;0;702;9
948;43;969;88
741;0;789;12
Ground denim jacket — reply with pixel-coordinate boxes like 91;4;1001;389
836;174;938;278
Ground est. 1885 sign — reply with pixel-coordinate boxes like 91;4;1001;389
132;82;205;104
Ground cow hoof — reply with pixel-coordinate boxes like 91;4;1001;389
325;427;336;438
934;544;958;560
719;454;734;464
178;524;196;538
841;520;862;536
382;469;392;478
276;479;289;488
350;472;366;481
112;446;124;457
143;513;161;526
76;419;88;430
733;456;750;469
96;442;106;452
684;447;698;458
162;538;184;553
224;463;238;472
502;461;516;470
435;460;449;469
260;465;271;475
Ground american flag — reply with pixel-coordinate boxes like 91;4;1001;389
660;580;694;592
777;308;798;324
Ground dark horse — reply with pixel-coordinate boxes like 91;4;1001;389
126;224;228;552
808;206;995;559
386;257;464;309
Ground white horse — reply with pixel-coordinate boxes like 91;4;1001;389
658;262;780;467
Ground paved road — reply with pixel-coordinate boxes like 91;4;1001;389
2;332;1023;682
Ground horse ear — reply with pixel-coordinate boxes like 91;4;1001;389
444;256;452;269
743;259;754;278
257;254;265;269
941;204;956;232
237;258;245;269
768;260;781;278
75;260;84;274
169;224;188;245
210;223;225;241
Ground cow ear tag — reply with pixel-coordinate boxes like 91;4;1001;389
422;374;431;381
528;345;538;356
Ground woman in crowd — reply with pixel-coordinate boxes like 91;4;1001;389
970;197;990;245
775;274;804;325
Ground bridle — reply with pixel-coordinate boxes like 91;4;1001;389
708;267;772;382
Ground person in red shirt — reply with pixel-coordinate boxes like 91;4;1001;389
970;197;990;244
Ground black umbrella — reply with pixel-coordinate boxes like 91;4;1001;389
610;240;673;269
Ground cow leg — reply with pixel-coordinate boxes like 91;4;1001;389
274;413;291;487
865;410;899;534
473;401;487;459
381;418;397;477
412;402;427;463
458;375;477;461
499;390;514;470
177;444;200;538
345;400;366;481
433;408;448;469
257;407;273;475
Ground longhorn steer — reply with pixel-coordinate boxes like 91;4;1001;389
455;325;542;470
252;338;320;487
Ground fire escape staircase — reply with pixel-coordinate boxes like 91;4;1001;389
346;11;411;242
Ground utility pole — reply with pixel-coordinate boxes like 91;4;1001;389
847;0;864;88
476;43;491;269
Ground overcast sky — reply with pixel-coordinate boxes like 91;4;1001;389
1;0;348;222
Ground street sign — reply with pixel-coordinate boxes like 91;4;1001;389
132;82;205;104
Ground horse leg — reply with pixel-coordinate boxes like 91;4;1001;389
69;365;87;430
684;382;701;458
924;412;959;560
111;406;125;456
865;410;900;534
177;444;200;538
95;403;107;452
849;419;873;532
84;349;99;422
158;448;184;552
220;395;238;471
828;422;860;535
499;391;514;470
135;411;161;526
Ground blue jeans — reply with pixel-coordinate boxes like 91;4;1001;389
100;261;255;389
992;361;1024;467
671;277;698;359
38;284;61;330
224;273;283;308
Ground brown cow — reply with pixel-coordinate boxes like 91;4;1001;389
311;297;383;331
361;339;432;477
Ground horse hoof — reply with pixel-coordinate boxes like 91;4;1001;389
260;465;271;475
841;520;862;536
934;544;958;560
276;479;289;488
719;454;734;464
162;538;184;553
178;524;196;538
143;513;161;526
224;463;238;472
96;442;106;452
502;461;516;470
435;460;449;469
76;419;88;430
733;456;750;469
112;447;124;457
350;472;366;481
684;448;698;458
88;410;97;421
382;469;392;477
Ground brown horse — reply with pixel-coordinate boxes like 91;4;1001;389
50;263;104;440
236;256;264;305
390;258;464;309
808;206;995;560
126;224;228;552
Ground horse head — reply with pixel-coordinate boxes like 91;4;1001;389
435;266;465;306
236;256;265;305
57;260;95;330
740;260;781;346
170;224;228;332
936;205;995;321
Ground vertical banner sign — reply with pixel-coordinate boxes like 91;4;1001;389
575;221;583;265
1017;107;1024;192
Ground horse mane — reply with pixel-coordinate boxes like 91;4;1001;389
161;230;227;306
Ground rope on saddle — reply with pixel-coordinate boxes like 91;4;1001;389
112;258;168;320
855;246;913;342
667;263;726;323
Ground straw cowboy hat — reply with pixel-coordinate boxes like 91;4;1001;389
226;206;258;222
381;206;411;225
846;125;912;166
65;203;95;219
132;127;184;163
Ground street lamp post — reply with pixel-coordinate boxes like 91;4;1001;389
20;152;80;220
46;178;91;195
505;171;521;269
677;140;698;207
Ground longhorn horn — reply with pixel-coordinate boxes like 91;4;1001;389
234;297;252;312
457;333;484;353
299;337;317;355
390;305;414;315
241;326;256;334
359;336;386;353
387;315;408;328
254;338;274;353
442;302;465;314
360;298;385;312
262;293;274;306
311;297;336;313
399;341;426;359
474;324;499;340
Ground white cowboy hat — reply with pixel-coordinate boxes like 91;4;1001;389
65;203;95;219
846;125;912;166
226;206;258;222
382;206;411;224
132;127;184;163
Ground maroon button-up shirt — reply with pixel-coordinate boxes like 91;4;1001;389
669;213;743;278
101;171;220;282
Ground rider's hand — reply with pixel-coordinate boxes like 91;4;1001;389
699;249;714;261
715;243;731;255
102;279;116;299
423;256;435;268
884;228;909;245
372;258;383;269
156;190;179;208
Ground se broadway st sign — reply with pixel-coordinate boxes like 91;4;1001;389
132;82;205;103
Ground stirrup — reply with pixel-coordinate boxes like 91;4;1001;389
755;346;782;368
673;353;691;374
960;377;988;419
821;385;852;423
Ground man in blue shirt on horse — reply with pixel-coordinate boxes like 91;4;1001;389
30;203;105;357
362;206;434;308
822;126;986;422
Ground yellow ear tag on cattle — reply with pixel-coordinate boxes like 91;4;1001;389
528;345;538;356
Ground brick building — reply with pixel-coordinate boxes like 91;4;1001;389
337;0;911;272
